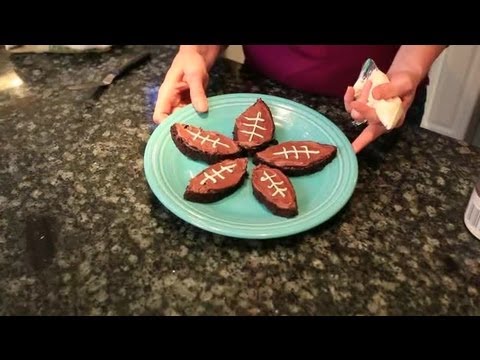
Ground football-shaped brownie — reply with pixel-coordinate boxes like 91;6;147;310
253;141;337;176
184;158;248;203
171;123;243;164
252;164;298;218
233;98;276;153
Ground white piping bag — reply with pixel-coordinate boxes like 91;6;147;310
353;58;404;130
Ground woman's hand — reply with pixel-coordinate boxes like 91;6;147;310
344;70;419;153
153;45;223;124
344;45;447;154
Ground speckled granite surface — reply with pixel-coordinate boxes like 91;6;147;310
1;45;480;316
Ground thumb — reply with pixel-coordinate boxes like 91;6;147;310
185;73;208;113
372;76;413;100
372;83;401;100
352;123;388;154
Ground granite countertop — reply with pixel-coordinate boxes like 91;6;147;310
1;45;480;316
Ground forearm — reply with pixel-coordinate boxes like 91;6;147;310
388;45;447;85
179;45;227;70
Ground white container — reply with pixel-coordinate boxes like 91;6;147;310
464;181;480;240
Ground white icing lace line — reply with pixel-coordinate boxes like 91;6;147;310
273;145;320;159
200;164;237;185
241;111;266;142
186;128;230;148
260;171;287;198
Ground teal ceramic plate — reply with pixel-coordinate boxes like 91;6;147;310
144;93;358;239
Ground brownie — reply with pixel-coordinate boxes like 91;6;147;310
233;98;276;153
171;123;244;164
252;164;298;218
253;140;337;176
184;158;249;203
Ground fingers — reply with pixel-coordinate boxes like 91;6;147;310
185;72;208;113
344;86;355;112
348;74;418;153
350;100;380;125
153;48;211;123
153;73;208;124
372;83;401;101
358;80;372;102
371;81;416;129
351;80;372;120
153;112;169;124
153;80;191;123
352;123;388;154
175;81;189;92
153;83;175;123
153;64;187;123
372;75;414;100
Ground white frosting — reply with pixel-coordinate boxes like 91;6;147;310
200;164;237;185
353;68;403;130
241;111;266;141
260;171;287;198
273;145;320;159
186;129;230;148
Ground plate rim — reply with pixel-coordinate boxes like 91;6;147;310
144;93;358;239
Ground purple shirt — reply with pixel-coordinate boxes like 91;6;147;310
242;45;401;98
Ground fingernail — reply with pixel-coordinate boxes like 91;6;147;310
194;99;208;113
351;110;361;120
153;113;167;123
372;88;382;100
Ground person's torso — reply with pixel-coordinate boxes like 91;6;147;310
242;45;401;98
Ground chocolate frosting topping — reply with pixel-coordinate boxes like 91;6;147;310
252;164;297;211
186;158;248;195
173;123;241;155
256;141;337;168
234;98;275;149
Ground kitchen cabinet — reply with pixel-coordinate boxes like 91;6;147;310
420;45;480;145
